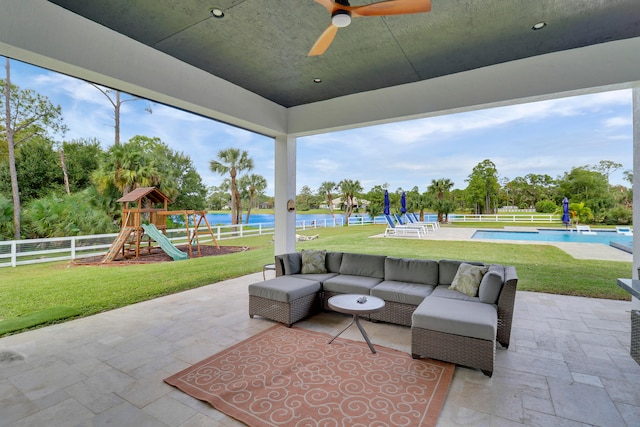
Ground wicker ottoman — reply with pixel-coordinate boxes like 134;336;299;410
249;276;321;327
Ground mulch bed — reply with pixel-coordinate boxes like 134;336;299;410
72;244;251;266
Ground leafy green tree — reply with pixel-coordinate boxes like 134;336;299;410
0;136;62;202
339;179;363;220
239;174;267;223
592;160;622;192
209;148;254;225
465;160;500;214
557;166;614;219
318;181;338;218
296;185;315;211
1;58;67;239
207;185;231;211
62;138;103;192
364;185;387;220
0;194;13;239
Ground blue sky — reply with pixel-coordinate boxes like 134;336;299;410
6;58;633;196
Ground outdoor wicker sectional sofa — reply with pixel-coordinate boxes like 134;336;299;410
248;251;518;376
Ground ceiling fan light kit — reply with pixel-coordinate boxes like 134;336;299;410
308;0;432;56
332;10;352;27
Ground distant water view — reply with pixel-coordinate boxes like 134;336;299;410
205;213;347;225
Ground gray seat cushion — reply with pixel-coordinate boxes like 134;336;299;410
430;285;481;303
289;272;339;283
371;281;434;305
249;276;321;302
412;297;498;341
323;274;383;294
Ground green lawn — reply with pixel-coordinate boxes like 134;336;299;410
0;224;632;336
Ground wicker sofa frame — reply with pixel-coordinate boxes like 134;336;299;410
249;293;321;327
411;266;518;376
270;252;518;376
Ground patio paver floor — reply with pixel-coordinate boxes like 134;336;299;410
1;271;638;426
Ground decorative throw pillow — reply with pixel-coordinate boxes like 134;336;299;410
449;263;489;297
301;249;327;274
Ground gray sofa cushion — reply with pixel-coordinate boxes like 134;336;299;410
479;265;505;304
249;276;321;302
326;252;343;273
430;285;481;303
438;259;484;285
371;281;434;305
412;297;497;341
339;253;386;279
323;274;383;294
384;257;438;285
283;252;302;275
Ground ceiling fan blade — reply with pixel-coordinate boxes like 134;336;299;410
352;0;431;17
313;0;339;13
308;24;339;56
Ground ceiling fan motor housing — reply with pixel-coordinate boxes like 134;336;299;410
332;9;352;27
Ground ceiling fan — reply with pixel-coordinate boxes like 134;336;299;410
308;0;432;56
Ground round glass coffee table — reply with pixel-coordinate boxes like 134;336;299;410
327;294;385;354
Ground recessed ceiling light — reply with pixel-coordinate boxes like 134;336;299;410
532;22;547;30
210;8;224;18
313;78;322;83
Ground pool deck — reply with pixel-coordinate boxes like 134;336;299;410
381;225;633;262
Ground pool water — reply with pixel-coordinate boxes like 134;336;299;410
472;229;633;246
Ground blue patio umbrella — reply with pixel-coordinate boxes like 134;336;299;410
400;192;407;214
383;190;390;216
562;197;571;228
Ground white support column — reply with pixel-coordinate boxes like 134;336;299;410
633;86;640;309
274;134;297;255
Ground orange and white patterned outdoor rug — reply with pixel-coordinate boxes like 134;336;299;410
165;325;454;427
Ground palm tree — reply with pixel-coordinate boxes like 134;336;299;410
339;179;363;221
92;143;163;197
239;173;267;224
318;181;338;218
209;148;254;225
428;178;454;222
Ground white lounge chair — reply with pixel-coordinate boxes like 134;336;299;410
615;226;633;236
394;214;429;234
407;213;438;231
384;215;423;238
576;225;597;235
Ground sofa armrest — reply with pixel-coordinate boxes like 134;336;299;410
274;254;286;277
496;266;518;348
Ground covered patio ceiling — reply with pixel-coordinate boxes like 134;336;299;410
0;0;639;259
0;0;639;137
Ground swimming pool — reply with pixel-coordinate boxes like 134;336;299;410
472;229;633;247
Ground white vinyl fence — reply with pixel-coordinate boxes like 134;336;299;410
0;214;561;268
0;217;344;268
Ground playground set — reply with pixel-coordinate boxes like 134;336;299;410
102;187;219;263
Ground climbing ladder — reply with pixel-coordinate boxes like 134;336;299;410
102;226;135;263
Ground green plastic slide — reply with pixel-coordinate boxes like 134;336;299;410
141;223;188;261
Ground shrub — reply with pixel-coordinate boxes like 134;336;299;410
601;207;632;225
535;200;557;213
